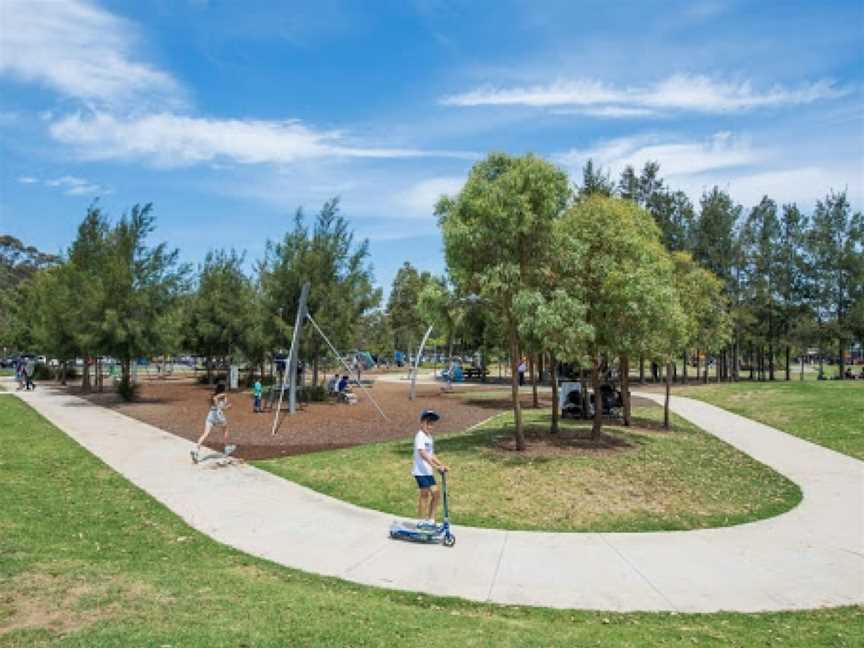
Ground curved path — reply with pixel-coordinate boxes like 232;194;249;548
11;384;864;612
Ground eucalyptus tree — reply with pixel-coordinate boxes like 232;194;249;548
557;196;683;438
417;277;466;377
438;152;571;450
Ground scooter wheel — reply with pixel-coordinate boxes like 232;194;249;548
443;535;456;547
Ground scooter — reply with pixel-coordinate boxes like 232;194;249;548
389;471;456;547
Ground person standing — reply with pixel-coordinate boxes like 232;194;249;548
517;358;527;386
24;356;36;391
252;378;263;413
411;410;448;529
14;357;25;391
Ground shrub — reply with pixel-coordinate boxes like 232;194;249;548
299;384;328;402
117;377;139;402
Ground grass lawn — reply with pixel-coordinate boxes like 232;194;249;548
2;397;861;647
675;381;864;460
258;405;801;532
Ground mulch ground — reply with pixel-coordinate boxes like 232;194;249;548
75;378;538;459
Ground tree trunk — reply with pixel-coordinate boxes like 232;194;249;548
620;353;631;427
207;357;214;385
839;340;845;380
682;351;688;384
663;361;672;430
530;354;539;408
591;352;603;440
550;353;559;435
695;351;700;386
769;342;775;381
800;350;805;381
639;355;645;384
81;357;91;393
785;346;791;381
509;328;525;451
60;360;67;386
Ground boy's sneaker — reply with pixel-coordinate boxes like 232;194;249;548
224;444;236;456
190;449;199;464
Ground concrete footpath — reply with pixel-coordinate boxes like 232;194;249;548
11;384;864;612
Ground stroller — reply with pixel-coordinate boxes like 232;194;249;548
560;380;625;419
592;383;625;418
560;381;594;418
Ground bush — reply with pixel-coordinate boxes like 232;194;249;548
299;384;328;402
32;364;53;380
116;377;139;402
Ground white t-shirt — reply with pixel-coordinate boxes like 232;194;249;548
412;430;434;476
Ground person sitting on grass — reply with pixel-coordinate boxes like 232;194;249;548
191;383;235;463
412;410;448;529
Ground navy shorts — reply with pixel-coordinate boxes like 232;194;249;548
414;475;436;489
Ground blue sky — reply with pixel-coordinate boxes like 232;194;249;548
1;0;862;292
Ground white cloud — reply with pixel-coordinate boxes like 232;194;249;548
441;74;848;115
554;131;863;210
0;0;183;109
18;174;109;196
680;166;864;210
396;177;464;218
551;106;662;119
555;131;762;178
49;112;476;166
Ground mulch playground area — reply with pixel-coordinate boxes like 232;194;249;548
78;377;528;459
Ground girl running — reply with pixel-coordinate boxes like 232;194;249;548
191;383;235;463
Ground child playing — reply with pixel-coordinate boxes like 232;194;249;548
191;383;235;463
412;410;448;529
252;378;263;413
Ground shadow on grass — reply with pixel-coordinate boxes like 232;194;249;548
381;412;675;466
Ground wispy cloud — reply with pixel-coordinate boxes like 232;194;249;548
555;131;762;178
0;0;184;110
396;176;464;218
441;74;848;116
18;174;110;196
49;112;477;166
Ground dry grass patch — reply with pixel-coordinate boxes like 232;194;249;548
0;569;156;638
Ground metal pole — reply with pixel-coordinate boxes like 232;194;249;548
288;282;310;415
410;325;434;401
271;282;310;436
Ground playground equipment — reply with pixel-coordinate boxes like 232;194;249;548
270;282;389;435
409;325;434;401
389;470;456;547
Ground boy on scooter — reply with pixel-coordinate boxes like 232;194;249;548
413;410;448;529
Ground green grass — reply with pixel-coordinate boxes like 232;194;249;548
675;381;864;460
1;397;861;647
257;406;801;532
